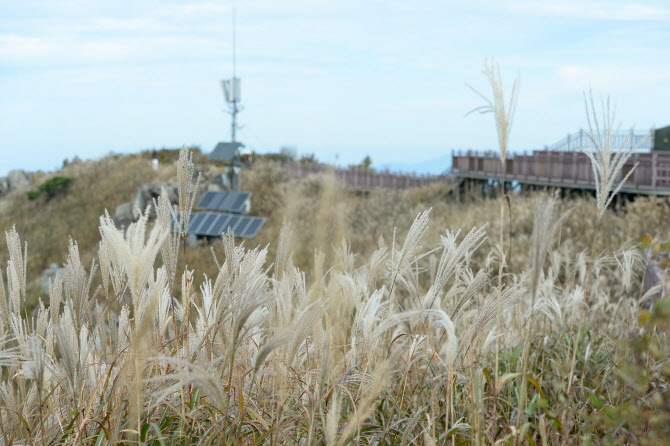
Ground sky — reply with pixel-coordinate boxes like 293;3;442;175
1;0;669;176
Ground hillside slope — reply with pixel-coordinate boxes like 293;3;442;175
1;150;669;310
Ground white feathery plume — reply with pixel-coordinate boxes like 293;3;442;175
100;210;167;317
615;248;643;293
5;226;26;301
578;92;643;218
153;186;182;286
467;60;519;166
387;209;432;300
424;225;487;310
176;146;200;236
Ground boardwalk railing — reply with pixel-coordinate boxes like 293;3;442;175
545;129;654;152
452;149;670;195
269;161;448;191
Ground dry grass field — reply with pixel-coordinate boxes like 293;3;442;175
0;144;669;445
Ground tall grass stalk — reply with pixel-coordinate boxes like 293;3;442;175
567;92;642;392
468;60;519;426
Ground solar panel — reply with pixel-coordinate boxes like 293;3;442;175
209;142;244;162
225;215;241;233
243;218;264;238
200;213;218;234
188;213;206;233
176;212;265;238
231;194;247;211
210;214;231;236
234;217;253;237
196;191;251;214
197;192;216;209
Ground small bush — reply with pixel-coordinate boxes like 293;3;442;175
27;176;73;201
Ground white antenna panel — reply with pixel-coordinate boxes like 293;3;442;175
221;78;241;103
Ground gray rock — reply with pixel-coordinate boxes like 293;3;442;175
114;202;133;228
131;185;152;220
7;170;32;191
42;263;61;296
149;182;179;205
0;177;8;196
641;251;668;309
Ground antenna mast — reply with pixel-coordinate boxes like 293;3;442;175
231;8;237;142
221;8;241;142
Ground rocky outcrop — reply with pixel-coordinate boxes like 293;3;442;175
7;170;32;191
131;185;153;221
113;181;180;227
114;202;134;228
0;170;33;198
0;177;8;196
641;251;669;309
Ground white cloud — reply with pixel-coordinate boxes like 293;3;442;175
505;1;670;21
557;64;670;90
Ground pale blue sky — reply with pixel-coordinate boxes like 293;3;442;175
1;0;669;175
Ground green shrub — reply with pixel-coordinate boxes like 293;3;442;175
27;176;73;201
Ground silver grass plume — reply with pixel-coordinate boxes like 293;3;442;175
451;268;488;322
100;210;167;317
0;262;8;331
153;186;181;286
579;92;642;218
387;209;432;298
98;211;127;296
615;248;643;293
325;388;341;445
467;59;519;166
62;238;97;332
424;226;487;311
275;222;294;279
176;146;200;235
460;282;526;358
5;226;27;301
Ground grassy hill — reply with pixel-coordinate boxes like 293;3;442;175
2;150;668;311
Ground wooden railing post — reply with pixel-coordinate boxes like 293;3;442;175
652;152;658;190
579;129;583;151
524;151;529;179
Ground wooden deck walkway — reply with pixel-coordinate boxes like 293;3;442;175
452;149;670;196
270;161;448;191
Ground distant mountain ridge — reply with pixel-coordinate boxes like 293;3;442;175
380;153;452;176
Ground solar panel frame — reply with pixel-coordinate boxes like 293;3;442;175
195;191;250;214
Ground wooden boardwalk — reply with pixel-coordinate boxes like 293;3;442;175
452;149;670;196
270;161;448;191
